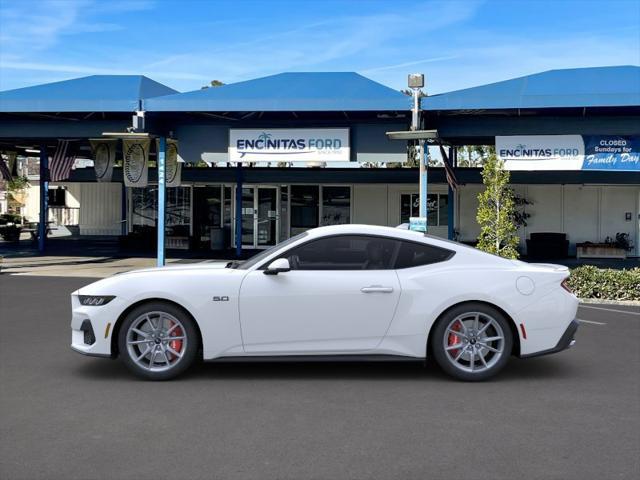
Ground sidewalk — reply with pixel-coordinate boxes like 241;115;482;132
0;256;226;278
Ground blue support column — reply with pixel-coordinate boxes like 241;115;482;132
235;163;243;258
38;145;48;253
448;146;456;240
419;141;428;232
157;137;166;267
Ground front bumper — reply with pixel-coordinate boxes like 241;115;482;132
520;319;579;359
70;294;123;358
70;343;112;358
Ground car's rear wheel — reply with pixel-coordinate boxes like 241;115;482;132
431;303;513;381
118;301;198;380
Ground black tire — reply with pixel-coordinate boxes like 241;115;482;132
118;301;199;380
430;302;513;381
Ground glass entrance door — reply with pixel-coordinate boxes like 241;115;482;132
257;188;277;246
236;186;279;248
241;187;255;246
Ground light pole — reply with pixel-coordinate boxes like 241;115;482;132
408;73;427;220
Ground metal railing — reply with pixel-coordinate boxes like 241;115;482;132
48;207;79;226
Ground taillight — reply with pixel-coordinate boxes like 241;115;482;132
561;278;573;294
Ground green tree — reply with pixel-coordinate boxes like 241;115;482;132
476;153;519;259
201;80;225;89
457;145;495;167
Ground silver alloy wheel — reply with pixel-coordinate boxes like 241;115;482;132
442;311;505;374
125;311;188;373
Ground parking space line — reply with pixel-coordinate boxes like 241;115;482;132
577;318;607;326
579;305;640;316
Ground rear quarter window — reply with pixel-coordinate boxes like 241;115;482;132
394;240;454;269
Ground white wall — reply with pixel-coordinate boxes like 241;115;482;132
562;186;599;255
600;186;639;254
457;184;483;243
22;182;40;222
64;184;81;208
78;182;122;235
524;186;563;233
352;185;388;225
458;183;640;256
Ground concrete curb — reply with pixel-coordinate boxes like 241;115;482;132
579;298;640;307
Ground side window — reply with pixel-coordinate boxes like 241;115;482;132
280;235;399;271
394;240;454;269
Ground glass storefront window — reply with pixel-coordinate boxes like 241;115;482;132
131;186;191;234
193;186;222;248
321;186;350;225
290;185;319;235
166;187;191;228
427;194;438;226
223;186;232;229
400;193;419;224
400;193;448;227
131;187;157;230
438;194;449;227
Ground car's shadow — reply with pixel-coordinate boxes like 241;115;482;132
72;355;578;383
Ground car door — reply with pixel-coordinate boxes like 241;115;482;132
238;235;402;354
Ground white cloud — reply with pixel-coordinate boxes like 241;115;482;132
0;0;154;58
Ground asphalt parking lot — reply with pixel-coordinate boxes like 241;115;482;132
1;275;639;480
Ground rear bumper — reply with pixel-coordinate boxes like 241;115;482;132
520;319;579;359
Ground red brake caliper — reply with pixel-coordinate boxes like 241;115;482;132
168;320;183;360
447;321;461;357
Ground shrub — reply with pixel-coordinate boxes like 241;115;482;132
567;266;640;301
0;213;22;225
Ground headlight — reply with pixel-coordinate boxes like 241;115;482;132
78;295;115;306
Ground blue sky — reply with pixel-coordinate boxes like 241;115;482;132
0;0;639;94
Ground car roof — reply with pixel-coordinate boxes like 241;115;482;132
307;224;518;261
305;224;459;250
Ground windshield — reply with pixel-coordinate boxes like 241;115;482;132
235;232;309;270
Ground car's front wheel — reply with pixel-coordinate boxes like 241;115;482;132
118;301;199;380
431;303;513;381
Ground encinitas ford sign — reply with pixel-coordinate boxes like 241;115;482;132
497;135;584;170
229;128;350;162
497;135;640;171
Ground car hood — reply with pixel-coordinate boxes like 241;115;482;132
117;262;229;275
72;262;235;296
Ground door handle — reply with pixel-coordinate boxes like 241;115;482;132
361;286;394;293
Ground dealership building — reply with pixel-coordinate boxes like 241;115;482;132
0;65;638;258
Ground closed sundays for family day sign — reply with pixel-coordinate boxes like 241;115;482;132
229;128;350;162
496;135;640;171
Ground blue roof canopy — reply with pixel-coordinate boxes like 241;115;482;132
145;72;410;112
422;66;640;111
0;75;178;113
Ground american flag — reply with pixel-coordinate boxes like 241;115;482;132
49;140;77;182
439;145;458;190
0;155;12;181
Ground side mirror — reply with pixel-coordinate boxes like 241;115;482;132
264;258;291;275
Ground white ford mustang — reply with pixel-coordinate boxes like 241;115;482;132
71;224;578;381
